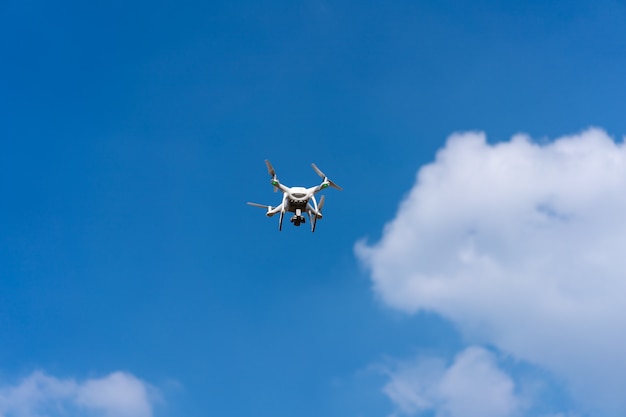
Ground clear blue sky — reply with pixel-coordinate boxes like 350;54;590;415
2;0;626;416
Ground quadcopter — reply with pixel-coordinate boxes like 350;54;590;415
247;160;342;232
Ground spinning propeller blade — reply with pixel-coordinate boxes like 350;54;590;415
311;163;325;178
247;202;270;209
317;195;325;212
265;159;276;177
312;195;325;233
265;159;279;192
311;163;343;191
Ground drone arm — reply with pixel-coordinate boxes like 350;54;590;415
310;181;332;195
272;180;290;193
247;202;284;217
267;203;284;217
307;183;324;195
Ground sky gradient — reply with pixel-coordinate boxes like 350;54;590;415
3;1;626;416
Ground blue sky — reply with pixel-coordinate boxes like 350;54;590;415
3;1;626;416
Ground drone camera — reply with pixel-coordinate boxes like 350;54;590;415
290;215;306;226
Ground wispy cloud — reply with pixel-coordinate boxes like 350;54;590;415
0;370;158;417
383;347;519;417
357;128;626;415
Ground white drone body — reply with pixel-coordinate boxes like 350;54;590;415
247;160;342;232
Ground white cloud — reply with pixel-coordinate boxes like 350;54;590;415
383;347;519;417
0;370;157;417
357;128;626;415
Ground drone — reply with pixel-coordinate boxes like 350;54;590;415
247;160;342;232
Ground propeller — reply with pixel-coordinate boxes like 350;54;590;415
265;159;279;192
317;195;325;213
247;202;271;209
311;195;325;233
311;163;343;191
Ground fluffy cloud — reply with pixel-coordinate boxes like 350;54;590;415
357;128;626;415
383;347;519;417
0;371;157;417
